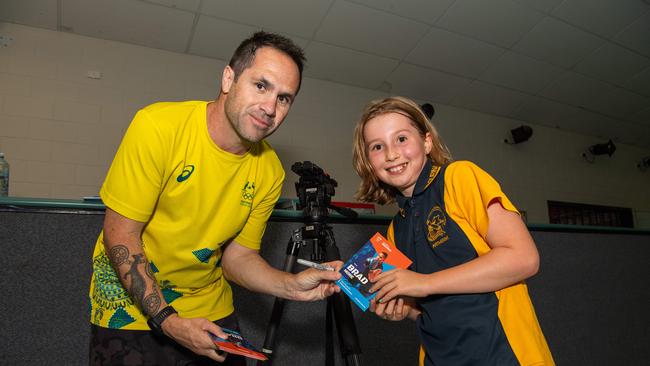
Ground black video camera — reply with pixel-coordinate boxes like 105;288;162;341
292;161;337;219
292;161;357;221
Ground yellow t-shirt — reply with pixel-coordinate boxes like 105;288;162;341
89;101;284;330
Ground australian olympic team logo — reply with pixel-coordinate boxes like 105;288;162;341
240;181;255;207
177;164;195;182
426;206;449;249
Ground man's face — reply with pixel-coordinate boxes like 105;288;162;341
222;47;300;146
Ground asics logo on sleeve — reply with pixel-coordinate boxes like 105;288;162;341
177;165;195;182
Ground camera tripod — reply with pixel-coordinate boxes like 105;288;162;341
257;161;362;366
257;220;363;366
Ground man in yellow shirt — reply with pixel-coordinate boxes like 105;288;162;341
89;31;342;365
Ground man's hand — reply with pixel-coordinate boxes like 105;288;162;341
162;315;229;362
287;260;343;301
222;240;344;301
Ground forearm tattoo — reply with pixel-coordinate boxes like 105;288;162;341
108;245;162;317
108;245;129;267
143;292;162;316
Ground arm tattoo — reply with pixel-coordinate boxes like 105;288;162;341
123;253;151;315
143;292;162;316
108;244;162;316
108;245;129;267
145;260;156;281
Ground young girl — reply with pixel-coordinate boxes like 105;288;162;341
352;96;554;365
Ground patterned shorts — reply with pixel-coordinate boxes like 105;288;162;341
89;313;246;366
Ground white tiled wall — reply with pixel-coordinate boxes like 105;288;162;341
1;22;649;226
0;22;223;200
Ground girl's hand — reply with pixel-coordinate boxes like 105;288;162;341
369;296;420;321
369;268;432;304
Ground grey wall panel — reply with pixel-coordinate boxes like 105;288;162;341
0;211;102;366
528;231;650;366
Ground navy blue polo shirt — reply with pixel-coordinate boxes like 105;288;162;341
387;160;553;366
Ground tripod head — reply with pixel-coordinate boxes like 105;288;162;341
291;161;357;264
292;161;358;223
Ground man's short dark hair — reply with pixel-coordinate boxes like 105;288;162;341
229;31;306;90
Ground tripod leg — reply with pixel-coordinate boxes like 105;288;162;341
323;238;363;366
257;234;301;365
326;300;335;366
258;298;287;364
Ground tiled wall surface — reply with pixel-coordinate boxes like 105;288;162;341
1;22;649;225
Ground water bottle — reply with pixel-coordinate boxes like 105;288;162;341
0;152;9;197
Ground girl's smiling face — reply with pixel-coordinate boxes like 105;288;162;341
364;112;432;197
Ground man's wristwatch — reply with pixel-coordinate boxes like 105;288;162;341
147;305;177;337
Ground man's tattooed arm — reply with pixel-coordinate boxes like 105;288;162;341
108;244;164;317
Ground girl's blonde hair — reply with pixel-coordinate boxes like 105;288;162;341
352;96;452;204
